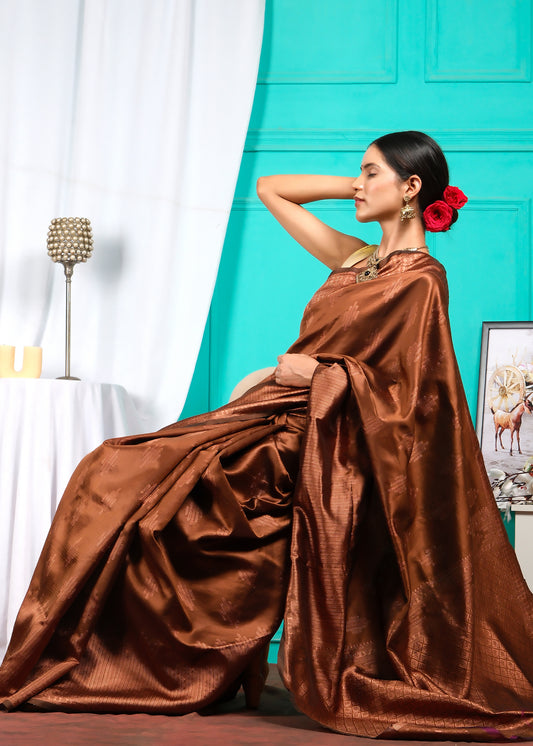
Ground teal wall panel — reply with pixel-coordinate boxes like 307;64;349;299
259;0;398;83
209;206;323;406
426;0;531;81
180;317;211;418
434;197;531;408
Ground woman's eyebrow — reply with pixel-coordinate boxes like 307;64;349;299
360;162;380;171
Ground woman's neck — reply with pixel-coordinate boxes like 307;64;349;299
376;218;427;258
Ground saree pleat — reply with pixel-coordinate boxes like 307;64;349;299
0;405;307;712
2;251;533;739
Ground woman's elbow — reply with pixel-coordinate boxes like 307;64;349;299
256;176;269;200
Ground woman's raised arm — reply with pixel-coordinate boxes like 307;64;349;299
256;174;367;269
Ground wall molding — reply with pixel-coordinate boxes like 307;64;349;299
459;198;531;244
462;198;531;213
233;198;532;222
244;129;533;152
256;72;397;85
425;0;532;82
258;0;398;85
231;198;358;211
433;198;531;288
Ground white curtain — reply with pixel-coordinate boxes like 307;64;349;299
0;0;265;431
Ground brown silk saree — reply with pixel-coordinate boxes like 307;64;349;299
2;251;533;739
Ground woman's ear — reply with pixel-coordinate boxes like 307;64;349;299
405;174;422;200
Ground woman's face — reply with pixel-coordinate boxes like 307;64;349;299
352;144;406;224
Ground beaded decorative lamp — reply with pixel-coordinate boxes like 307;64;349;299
47;217;93;380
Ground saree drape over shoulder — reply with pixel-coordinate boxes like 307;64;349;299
2;251;533;740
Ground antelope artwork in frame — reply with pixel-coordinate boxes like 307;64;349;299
477;321;533;507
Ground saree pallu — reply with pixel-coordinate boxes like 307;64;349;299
2;251;533;739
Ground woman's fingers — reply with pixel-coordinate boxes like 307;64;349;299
274;353;318;386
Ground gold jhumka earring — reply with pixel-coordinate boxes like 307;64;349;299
400;195;416;222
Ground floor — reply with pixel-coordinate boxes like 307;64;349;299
0;666;528;746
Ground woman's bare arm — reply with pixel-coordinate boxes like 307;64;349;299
256;174;367;269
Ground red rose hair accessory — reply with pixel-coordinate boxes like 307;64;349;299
443;185;468;209
423;185;468;232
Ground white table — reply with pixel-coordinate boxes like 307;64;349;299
0;379;147;660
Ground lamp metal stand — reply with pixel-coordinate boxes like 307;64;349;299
57;261;80;381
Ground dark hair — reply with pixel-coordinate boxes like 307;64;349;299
371;131;457;228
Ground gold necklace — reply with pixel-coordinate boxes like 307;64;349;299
356;245;428;283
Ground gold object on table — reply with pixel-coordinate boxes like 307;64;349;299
0;345;42;378
47;217;93;380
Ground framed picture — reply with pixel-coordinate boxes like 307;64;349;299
477;321;533;505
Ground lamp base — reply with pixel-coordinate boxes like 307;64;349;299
56;376;81;381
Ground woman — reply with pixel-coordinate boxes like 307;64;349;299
2;131;533;740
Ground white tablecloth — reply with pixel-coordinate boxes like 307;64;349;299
0;379;148;660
